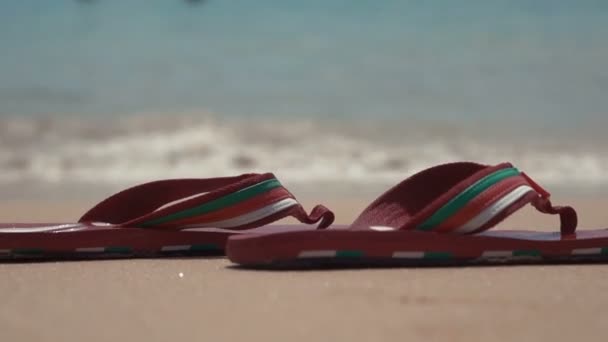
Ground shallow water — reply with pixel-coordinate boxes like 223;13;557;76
0;1;606;192
0;115;606;194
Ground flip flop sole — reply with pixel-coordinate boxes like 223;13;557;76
0;224;316;260
0;229;226;260
235;255;608;269
227;229;608;267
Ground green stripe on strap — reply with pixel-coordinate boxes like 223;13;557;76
105;246;132;254
336;250;364;258
141;178;282;227
424;251;452;259
417;167;520;231
190;244;221;252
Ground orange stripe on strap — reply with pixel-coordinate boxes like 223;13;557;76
434;176;528;233
165;187;294;228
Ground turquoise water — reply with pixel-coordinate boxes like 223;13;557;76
1;1;608;189
1;0;607;125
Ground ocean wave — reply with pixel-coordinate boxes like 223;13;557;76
0;116;607;191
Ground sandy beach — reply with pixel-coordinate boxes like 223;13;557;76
2;1;607;341
1;195;607;342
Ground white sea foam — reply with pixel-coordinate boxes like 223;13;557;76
0;116;607;193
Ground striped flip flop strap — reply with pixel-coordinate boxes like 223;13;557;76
79;173;334;230
351;162;577;235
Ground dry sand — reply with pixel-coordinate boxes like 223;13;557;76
1;195;608;342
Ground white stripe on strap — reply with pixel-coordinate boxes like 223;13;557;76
455;185;535;234
298;250;337;258
571;248;602;255
481;250;513;258
161;245;191;252
75;247;105;253
392;251;425;259
183;198;299;230
0;224;84;233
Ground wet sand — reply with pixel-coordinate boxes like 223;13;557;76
1;196;607;342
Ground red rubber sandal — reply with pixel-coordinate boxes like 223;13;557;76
226;162;608;268
0;173;333;260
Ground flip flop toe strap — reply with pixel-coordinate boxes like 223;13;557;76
79;173;334;230
531;197;577;235
352;162;577;235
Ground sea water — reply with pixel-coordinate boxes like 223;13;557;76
0;0;607;191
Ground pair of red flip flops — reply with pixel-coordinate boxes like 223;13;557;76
1;162;607;267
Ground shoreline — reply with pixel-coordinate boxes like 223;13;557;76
2;115;608;190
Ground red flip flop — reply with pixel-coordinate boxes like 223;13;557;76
227;162;608;267
0;173;334;260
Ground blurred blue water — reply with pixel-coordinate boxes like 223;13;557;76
0;0;607;125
